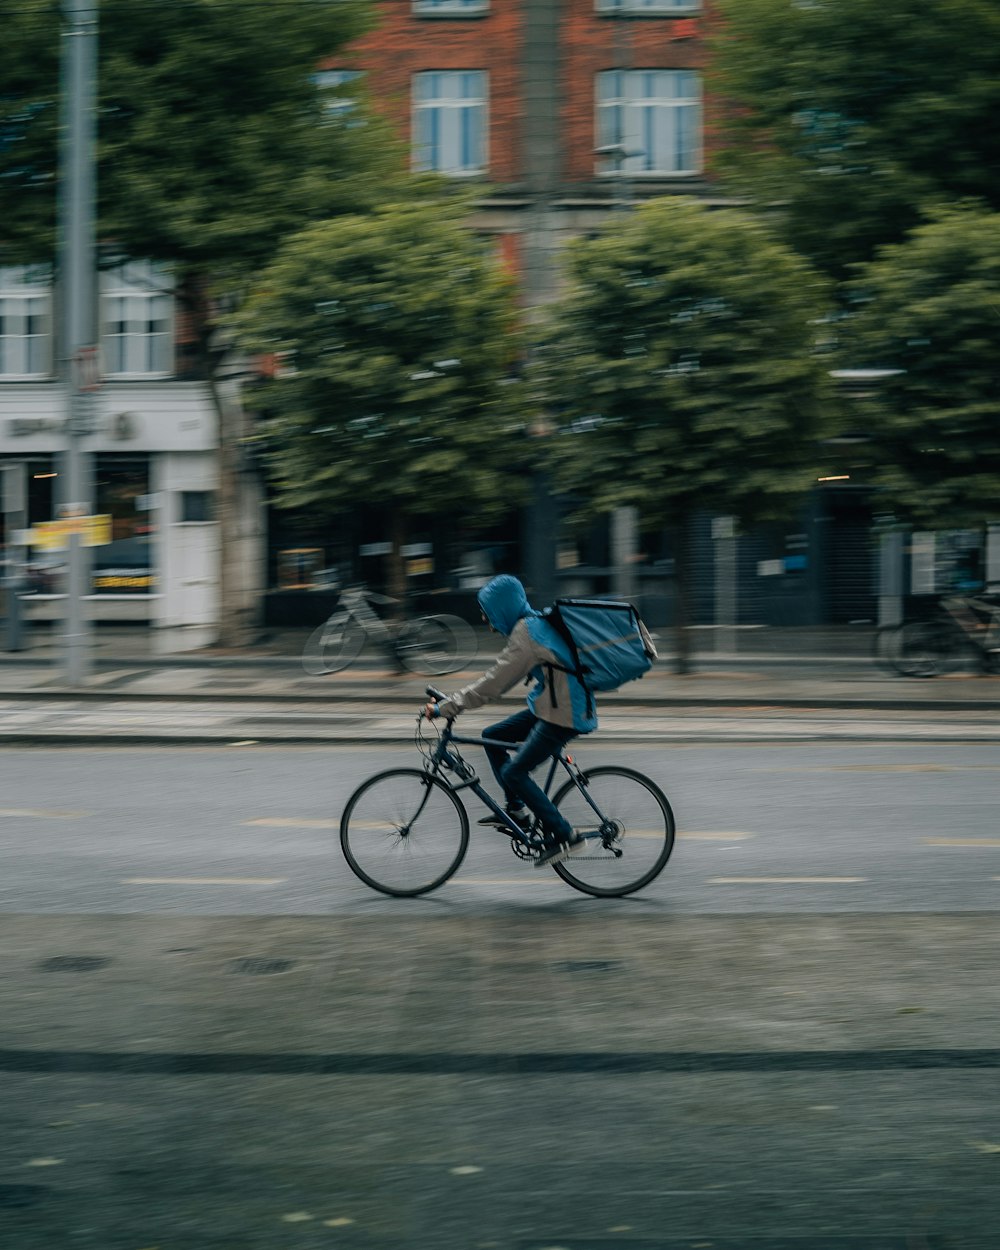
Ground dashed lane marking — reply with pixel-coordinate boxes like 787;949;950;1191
121;877;287;886
708;876;868;885
922;837;1000;847
679;830;753;840
0;808;90;819
244;818;338;828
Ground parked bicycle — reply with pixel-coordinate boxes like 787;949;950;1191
875;592;1000;678
303;586;477;676
339;686;676;898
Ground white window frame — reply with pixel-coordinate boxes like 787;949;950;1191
100;262;174;379
414;1;490;14
0;266;52;379
412;71;488;176
597;0;700;12
596;69;702;177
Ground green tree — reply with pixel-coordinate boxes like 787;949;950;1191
710;0;1000;277
836;205;1000;529
537;198;833;673
0;0;400;643
237;200;525;599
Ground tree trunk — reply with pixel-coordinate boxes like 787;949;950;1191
671;518;693;676
385;510;408;616
184;275;260;649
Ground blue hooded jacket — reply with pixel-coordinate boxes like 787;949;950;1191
434;574;597;732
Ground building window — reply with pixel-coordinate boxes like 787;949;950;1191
596;70;701;176
101;262;173;378
413;71;487;175
315;69;364;122
414;1;489;13
597;0;700;12
180;490;214;523
0;266;51;378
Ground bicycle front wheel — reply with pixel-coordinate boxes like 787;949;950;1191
303;613;366;675
340;768;469;897
396;614;477;675
550;766;675;898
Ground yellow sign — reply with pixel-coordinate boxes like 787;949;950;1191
30;514;112;551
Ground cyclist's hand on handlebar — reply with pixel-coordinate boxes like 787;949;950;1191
424;702;440;721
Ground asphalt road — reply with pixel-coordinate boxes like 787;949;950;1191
2;742;999;1249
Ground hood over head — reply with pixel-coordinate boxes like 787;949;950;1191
477;574;532;637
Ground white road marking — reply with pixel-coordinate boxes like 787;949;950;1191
679;830;753;840
923;837;1000;847
122;877;287;886
244;818;338;828
708;876;868;885
0;808;89;819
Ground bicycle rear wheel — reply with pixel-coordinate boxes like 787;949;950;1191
891;619;964;678
396;614;477;675
550;765;675;898
340;768;469;897
303;613;366;675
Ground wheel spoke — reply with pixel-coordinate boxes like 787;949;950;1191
340;769;468;896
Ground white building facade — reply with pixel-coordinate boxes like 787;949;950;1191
0;263;264;643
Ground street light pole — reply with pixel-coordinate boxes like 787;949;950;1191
59;0;98;685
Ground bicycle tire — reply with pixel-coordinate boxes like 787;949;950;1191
890;619;964;678
303;612;366;675
396;614;477;675
871;623;904;676
549;765;675;898
340;768;469;897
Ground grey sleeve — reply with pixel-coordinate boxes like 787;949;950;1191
436;622;536;718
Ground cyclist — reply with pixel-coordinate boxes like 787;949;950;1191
424;573;595;867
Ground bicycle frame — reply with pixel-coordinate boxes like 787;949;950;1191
420;718;607;849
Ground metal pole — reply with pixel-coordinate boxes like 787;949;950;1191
712;515;737;655
59;0;98;685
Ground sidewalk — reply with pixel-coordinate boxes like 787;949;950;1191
0;624;998;744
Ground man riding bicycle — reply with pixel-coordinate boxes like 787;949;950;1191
424;573;595;867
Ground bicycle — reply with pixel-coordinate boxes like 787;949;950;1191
881;592;1000;678
339;685;676;899
303;586;477;676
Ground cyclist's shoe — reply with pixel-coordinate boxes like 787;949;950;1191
478;806;532;832
534;831;587;869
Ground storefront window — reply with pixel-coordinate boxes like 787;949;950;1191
16;456;154;595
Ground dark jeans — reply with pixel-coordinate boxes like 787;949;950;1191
482;708;579;841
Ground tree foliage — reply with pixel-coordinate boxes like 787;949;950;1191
709;0;1000;277
540;198;832;529
837;206;1000;528
536;198;832;669
0;0;393;275
237;200;525;587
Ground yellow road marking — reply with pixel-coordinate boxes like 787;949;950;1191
922;837;1000;847
708;876;868;885
0;808;89;819
122;877;287;886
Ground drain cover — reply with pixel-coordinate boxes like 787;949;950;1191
227;957;295;976
40;955;110;973
0;1185;47;1208
551;959;623;974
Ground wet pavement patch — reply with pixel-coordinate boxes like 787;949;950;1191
226;957;295;976
551;960;625;974
39;955;110;973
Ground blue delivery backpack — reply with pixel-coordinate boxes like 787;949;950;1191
542;597;658;716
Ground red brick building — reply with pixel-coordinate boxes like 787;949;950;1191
326;0;714;302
